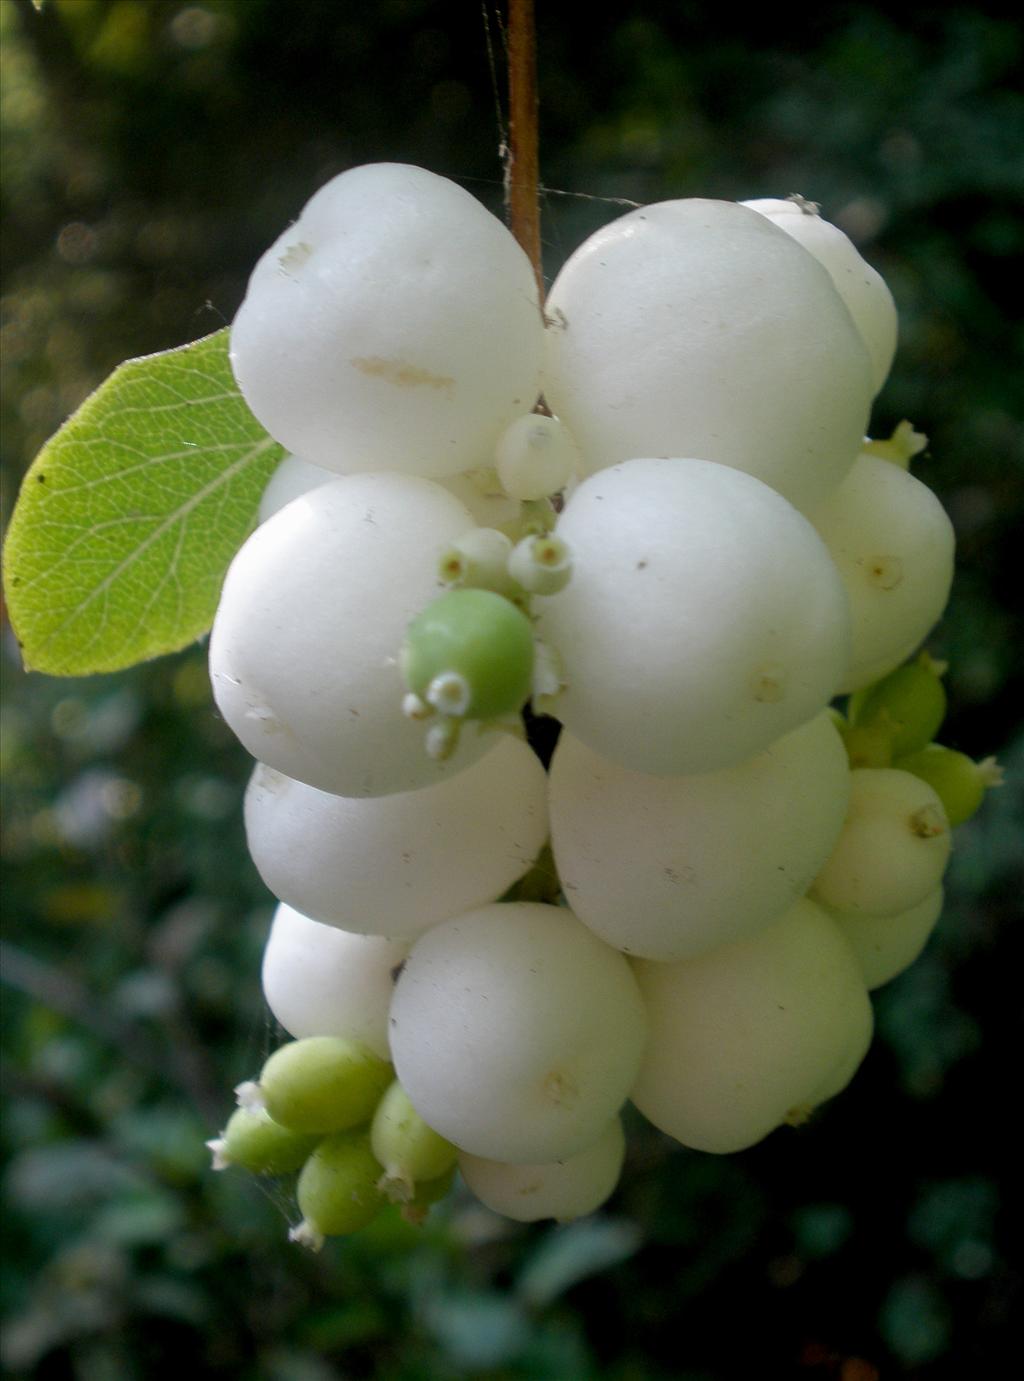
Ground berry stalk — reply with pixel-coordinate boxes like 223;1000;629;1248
506;0;544;306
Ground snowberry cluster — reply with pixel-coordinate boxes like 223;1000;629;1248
206;164;998;1244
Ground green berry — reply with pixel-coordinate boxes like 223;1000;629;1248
208;1106;319;1176
370;1081;457;1203
292;1129;385;1249
838;719;894;769
258;1036;392;1135
401;1164;458;1225
849;653;947;757
895;744;1004;826
401;588;534;722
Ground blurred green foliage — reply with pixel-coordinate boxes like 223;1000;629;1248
1;2;1021;1377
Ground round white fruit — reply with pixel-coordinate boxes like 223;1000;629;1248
800;1006;875;1114
494;413;581;500
209;472;495;797
459;1117;626;1222
261;903;408;1058
244;736;549;939
437;471;522;531
810;768;951;918
808;452;955;692
742;197;897;393
535;458;851;775
258;453;335;523
826;886;944;990
544;197;873;510
549;712;851;960
630;898;873;1153
230;163;542;479
389;902;648;1164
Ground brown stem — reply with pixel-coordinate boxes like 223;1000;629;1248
506;0;544;306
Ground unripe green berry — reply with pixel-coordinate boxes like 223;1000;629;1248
208;1106;318;1176
895;744;1004;827
838;719;894;769
370;1081;458;1203
401;588;534;722
849;653;947;757
291;1129;385;1250
257;1036;392;1135
401;1164;457;1225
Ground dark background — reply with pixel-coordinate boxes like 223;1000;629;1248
1;2;1022;1377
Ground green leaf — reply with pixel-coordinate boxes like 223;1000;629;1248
2;330;284;676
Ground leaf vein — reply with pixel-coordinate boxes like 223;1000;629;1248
32;435;277;655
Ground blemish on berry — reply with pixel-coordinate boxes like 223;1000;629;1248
278;240;313;273
865;554;903;590
909;804;947;838
351;356;455;396
751;664;786;703
542;1068;579;1108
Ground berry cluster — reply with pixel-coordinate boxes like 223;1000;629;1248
206;164;997;1242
